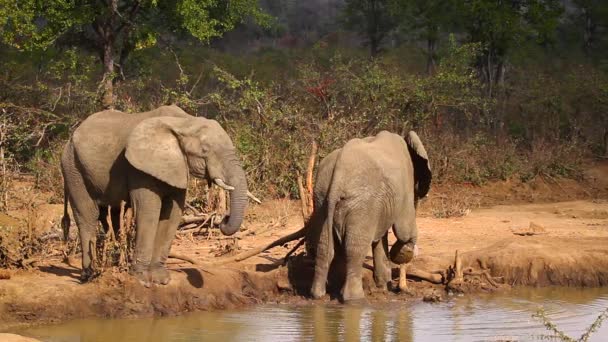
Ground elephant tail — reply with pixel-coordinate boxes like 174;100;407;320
61;184;71;243
324;199;339;246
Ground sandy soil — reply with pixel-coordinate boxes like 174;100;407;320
0;162;607;330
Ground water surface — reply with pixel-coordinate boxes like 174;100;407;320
13;287;608;342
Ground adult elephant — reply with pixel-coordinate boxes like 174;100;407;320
61;105;250;286
307;130;431;302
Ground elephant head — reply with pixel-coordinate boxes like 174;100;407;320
125;116;247;236
390;130;431;264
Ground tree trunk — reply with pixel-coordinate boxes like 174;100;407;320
101;40;115;109
604;128;608;158
370;36;380;57
426;38;437;75
583;8;595;56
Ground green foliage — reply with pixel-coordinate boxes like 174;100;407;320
388;0;458;67
342;0;398;56
177;0;271;42
458;0;563;51
570;0;608;59
0;0;271;107
534;307;608;342
0;0;90;50
0;0;270;52
0;36;605;198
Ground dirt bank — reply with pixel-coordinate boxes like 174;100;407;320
1;163;607;330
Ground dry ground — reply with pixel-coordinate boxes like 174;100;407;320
0;162;607;330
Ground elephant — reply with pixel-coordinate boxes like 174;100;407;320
306;130;431;302
61;105;250;286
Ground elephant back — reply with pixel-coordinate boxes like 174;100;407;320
71;106;195;195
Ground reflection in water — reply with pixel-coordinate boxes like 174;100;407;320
11;287;608;342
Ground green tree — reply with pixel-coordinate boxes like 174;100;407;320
571;0;608;57
389;0;458;74
0;0;271;109
342;0;398;57
457;0;563;96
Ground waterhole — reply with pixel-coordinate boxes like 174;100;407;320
11;287;608;341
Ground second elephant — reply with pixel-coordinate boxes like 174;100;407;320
307;130;431;302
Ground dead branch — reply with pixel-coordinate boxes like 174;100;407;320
445;250;466;291
181;214;211;225
178;223;198;231
167;253;215;275
453;250;463;280
20;257;39;268
168;252;199;265
105;205;116;242
282;237;305;265
296;141;318;223
210;226;307;265
118;201;127;268
297;172;309;220
464;268;500;287
407;265;444;284
185;202;203;215
306;141;317;209
399;264;408;291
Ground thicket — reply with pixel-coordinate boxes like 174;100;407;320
0;37;607;203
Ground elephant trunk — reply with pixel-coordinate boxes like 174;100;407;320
218;152;248;236
389;240;417;264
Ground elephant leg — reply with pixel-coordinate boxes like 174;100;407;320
72;206;100;282
150;191;185;285
130;186;162;287
372;233;391;291
342;229;367;303
311;217;335;299
62;162;100;281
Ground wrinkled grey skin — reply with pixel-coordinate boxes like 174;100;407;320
61;105;248;285
306;131;431;302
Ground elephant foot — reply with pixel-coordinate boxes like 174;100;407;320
373;272;390;292
341;282;365;303
80;267;99;283
130;265;151;288
150;266;171;285
310;283;327;300
371;282;388;293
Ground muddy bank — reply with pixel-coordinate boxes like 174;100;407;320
1;162;608;331
2;199;607;331
0;265;284;331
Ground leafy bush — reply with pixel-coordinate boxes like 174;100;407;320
0;41;604;200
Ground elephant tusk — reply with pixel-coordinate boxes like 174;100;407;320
214;178;235;191
247;191;262;204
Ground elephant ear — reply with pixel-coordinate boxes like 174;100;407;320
125;117;189;189
406;131;432;201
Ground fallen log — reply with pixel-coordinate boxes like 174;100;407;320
167;253;215;275
210;226;307;265
282;237;306;265
406;266;444;284
181;214;212;225
168;252;199;265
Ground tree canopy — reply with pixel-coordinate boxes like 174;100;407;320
0;0;271;108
